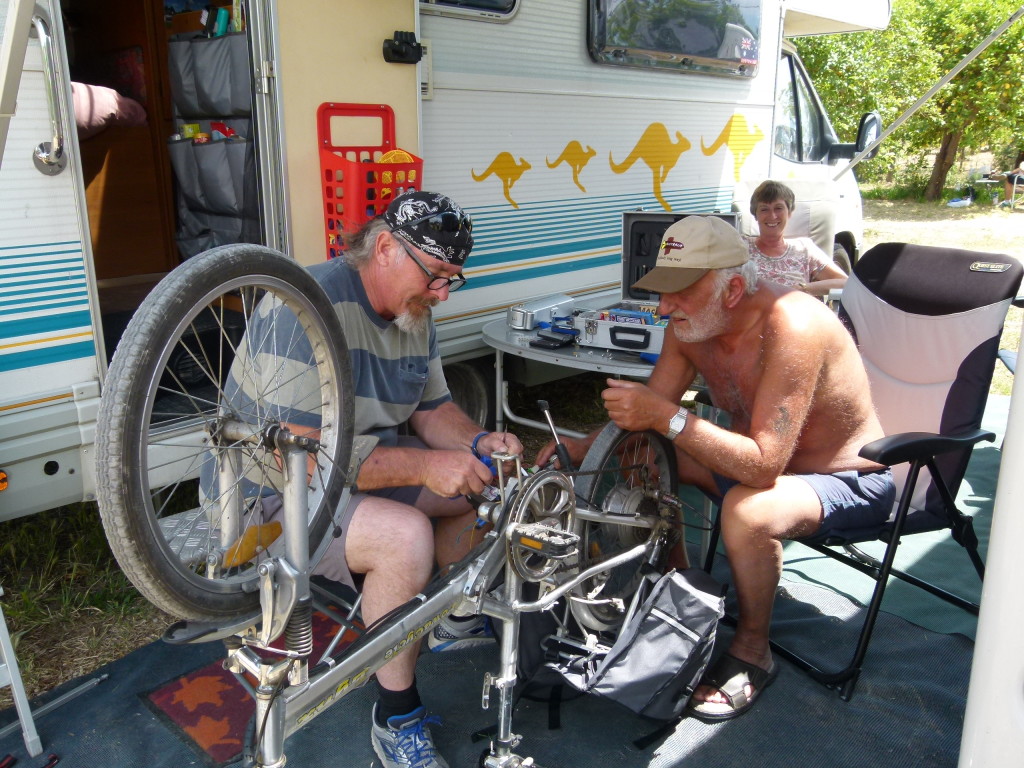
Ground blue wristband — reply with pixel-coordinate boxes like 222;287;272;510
470;431;489;458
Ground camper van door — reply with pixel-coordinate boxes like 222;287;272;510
0;0;104;522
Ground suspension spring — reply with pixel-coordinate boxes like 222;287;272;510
285;601;314;657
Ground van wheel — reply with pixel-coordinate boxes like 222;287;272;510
833;242;853;275
444;360;495;430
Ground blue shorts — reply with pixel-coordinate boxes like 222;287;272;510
710;468;896;541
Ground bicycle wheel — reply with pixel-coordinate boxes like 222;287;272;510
570;423;678;632
96;245;354;622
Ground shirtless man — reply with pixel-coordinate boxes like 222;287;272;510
538;215;894;721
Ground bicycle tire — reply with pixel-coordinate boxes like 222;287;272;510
570;423;678;632
96;245;354;621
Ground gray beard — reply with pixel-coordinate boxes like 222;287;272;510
394;311;430;335
672;297;728;343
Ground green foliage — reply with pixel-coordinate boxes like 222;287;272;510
0;502;148;626
861;183;927;201
797;0;1024;188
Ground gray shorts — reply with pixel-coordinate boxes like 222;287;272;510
710;467;896;541
314;435;428;589
257;484;422;590
311;484;422;589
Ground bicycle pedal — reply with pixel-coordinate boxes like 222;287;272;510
510;523;579;559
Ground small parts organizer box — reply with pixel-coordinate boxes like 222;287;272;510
317;103;423;259
576;301;667;353
574;211;740;354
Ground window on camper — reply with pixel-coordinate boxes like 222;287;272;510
775;51;836;162
588;0;761;78
420;0;519;21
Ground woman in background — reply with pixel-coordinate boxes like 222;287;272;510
747;180;848;297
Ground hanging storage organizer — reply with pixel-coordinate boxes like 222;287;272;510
166;31;259;258
317;103;423;260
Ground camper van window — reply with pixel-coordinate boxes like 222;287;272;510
774;52;833;163
588;0;761;78
795;72;825;160
775;58;799;160
420;0;519;21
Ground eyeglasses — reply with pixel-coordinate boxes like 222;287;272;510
397;211;473;235
394;236;467;292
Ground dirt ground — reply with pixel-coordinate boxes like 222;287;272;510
862;198;1023;258
2;198;1021;713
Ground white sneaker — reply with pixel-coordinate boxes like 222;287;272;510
370;703;449;768
426;614;495;652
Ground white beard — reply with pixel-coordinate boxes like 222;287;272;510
393;294;437;335
672;289;729;343
394;311;430;335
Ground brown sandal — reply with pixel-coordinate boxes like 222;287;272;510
687;653;779;722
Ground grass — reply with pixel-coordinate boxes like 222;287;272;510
862;184;929;201
992;307;1022;397
1;503;139;618
0;503;169;708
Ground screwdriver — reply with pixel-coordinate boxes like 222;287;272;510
538;400;573;472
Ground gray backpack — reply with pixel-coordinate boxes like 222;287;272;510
551;568;725;721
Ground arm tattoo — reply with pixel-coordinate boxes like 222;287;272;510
773;405;792;436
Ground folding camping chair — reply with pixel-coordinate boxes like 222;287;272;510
1011;174;1024;209
702;241;1022;700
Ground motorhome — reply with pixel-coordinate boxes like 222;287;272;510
0;0;889;522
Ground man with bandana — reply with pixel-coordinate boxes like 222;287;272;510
537;215;893;723
304;191;522;767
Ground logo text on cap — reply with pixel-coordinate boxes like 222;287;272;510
661;236;685;257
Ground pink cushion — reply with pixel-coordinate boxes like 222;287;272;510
71;82;148;140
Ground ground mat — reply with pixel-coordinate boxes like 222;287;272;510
141;610;360;766
1;574;973;768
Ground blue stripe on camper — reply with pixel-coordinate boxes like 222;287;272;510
0;242;96;371
0;241;85;263
0;240;81;253
0;294;91;317
459;187;728;269
465;253;619;290
468;236;619;269
0;341;96;372
0;310;92;339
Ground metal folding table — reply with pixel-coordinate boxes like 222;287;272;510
480;317;654;437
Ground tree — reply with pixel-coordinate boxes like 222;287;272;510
797;0;1024;199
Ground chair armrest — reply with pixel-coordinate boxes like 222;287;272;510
859;429;995;466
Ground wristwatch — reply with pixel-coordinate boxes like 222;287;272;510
665;407;689;440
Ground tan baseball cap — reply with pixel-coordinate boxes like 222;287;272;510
632;216;748;294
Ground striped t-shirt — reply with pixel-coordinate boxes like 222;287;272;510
224;258;452;453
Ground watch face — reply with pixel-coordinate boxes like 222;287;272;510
667;409;687;438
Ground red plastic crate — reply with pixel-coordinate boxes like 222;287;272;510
317;102;423;260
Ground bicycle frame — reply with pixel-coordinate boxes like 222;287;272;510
203;433;678;768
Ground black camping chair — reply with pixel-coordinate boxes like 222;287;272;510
702;241;1022;700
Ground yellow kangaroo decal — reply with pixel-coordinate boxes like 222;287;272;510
609;123;691;211
471;152;532;209
546;141;597;193
700;114;765;182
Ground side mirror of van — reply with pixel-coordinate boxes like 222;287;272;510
854;111;882;159
826;111;883;164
